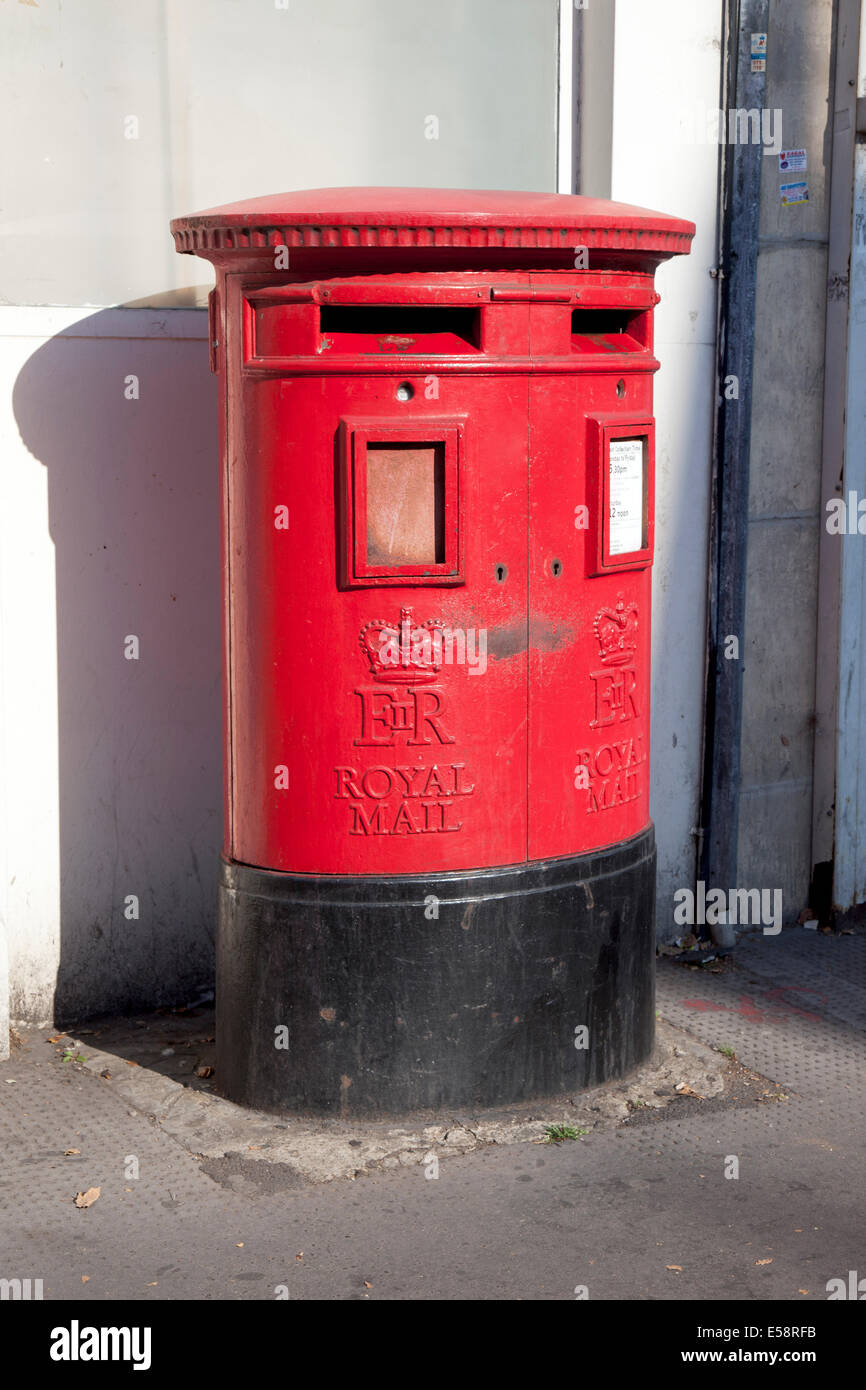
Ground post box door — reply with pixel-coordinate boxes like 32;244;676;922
227;280;532;876
527;375;655;861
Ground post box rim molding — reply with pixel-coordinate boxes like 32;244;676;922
171;186;694;261
173;188;693;1117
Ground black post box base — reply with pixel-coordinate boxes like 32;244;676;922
216;825;656;1118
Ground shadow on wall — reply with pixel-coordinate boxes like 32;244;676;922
13;307;221;1025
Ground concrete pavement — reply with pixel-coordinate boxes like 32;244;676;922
1;924;863;1302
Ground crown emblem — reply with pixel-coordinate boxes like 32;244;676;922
359;607;445;683
593;602;639;665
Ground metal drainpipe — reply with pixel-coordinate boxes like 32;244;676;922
699;0;769;950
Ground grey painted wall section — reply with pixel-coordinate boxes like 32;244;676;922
0;0;558;309
738;0;835;917
577;0;615;199
812;0;861;892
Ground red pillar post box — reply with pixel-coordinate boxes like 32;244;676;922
172;188;693;1116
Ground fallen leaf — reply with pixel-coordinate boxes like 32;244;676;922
235;1242;244;1248
81;1275;89;1283
124;1060;140;1068
146;1282;158;1287
363;1280;372;1288
100;1069;111;1079
666;1265;683;1273
798;1288;809;1295
74;1187;101;1209
64;1149;81;1156
755;1258;773;1266
296;1252;304;1261
195;1065;215;1078
675;1083;703;1098
48;1035;65;1044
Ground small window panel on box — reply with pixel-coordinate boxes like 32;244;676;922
339;419;465;588
587;417;654;574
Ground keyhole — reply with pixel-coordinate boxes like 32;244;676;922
495;563;508;583
551;558;563;577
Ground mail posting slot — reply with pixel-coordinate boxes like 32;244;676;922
171;187;694;1117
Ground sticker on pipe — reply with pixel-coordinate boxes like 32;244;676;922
750;32;767;72
608;438;645;556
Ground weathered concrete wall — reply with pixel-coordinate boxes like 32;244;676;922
738;0;835;918
833;7;866;909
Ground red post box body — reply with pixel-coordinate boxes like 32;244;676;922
173;189;693;1116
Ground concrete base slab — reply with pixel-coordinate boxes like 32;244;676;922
42;1016;728;1185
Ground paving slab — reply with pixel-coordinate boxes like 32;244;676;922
1;925;863;1301
36;1016;730;1185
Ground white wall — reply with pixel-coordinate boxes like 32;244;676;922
1;0;559;309
0;0;560;1025
605;0;723;931
0;307;221;1024
1;0;726;1028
